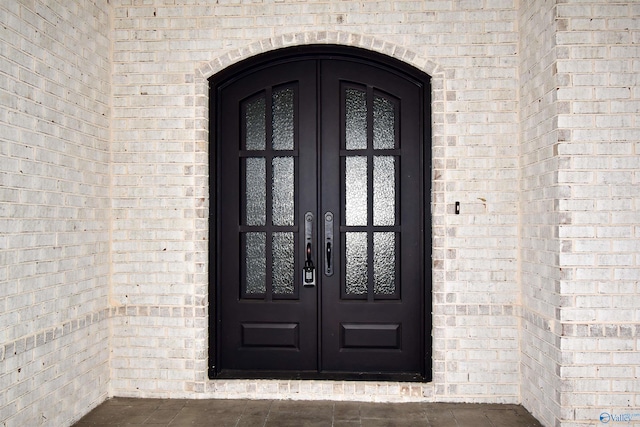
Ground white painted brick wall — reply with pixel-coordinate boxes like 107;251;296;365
554;2;640;426
518;0;560;421
520;1;640;426
0;0;111;425
3;1;639;426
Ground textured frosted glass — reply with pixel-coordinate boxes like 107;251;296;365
272;232;295;294
373;95;395;149
345;156;368;226
345;232;368;295
245;157;266;226
373;156;395;226
245;232;266;294
245;96;266;150
345;88;367;150
374;232;396;295
272;88;295;150
272;157;295;226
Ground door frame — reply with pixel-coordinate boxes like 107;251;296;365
208;44;433;382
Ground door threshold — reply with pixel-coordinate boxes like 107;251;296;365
213;370;426;382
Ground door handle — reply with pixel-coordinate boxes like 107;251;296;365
324;211;334;276
303;212;316;286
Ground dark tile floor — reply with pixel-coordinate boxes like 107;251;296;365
73;397;544;427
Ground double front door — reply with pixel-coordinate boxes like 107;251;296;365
213;49;429;379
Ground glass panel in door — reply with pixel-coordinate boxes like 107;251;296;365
341;87;400;300
240;87;298;299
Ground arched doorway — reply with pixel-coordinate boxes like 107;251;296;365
209;45;432;381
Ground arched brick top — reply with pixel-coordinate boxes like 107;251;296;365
196;31;443;80
193;30;448;300
193;30;448;390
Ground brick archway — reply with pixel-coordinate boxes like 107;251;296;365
191;32;451;399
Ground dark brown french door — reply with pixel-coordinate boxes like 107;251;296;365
211;47;431;380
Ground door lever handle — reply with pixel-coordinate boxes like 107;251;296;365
324;211;334;276
303;212;315;286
